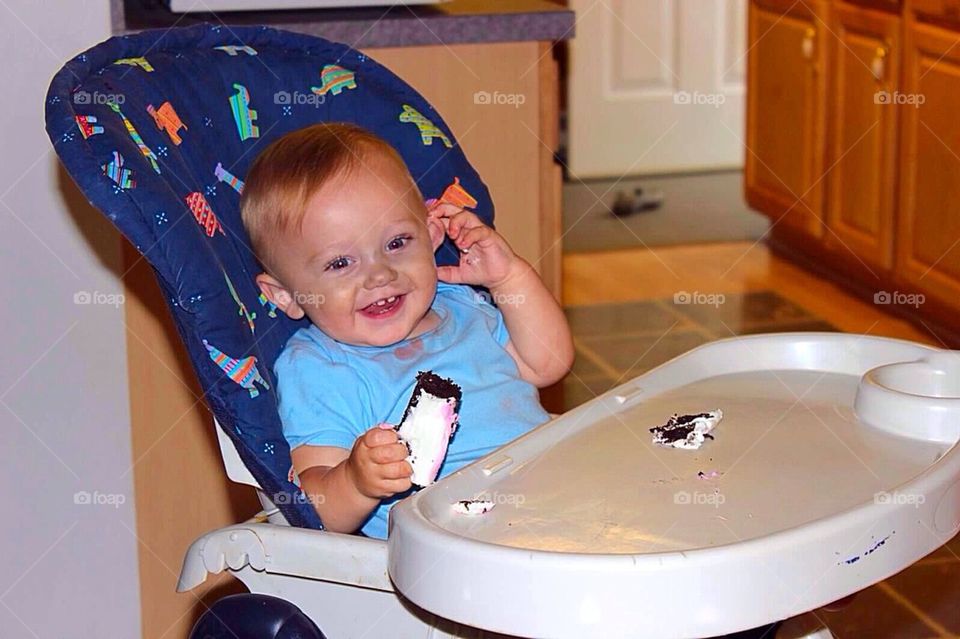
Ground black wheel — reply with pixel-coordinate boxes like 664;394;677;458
190;593;326;639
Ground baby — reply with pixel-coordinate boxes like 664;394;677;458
241;123;573;538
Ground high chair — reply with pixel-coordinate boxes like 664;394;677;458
47;23;500;637
47;24;960;639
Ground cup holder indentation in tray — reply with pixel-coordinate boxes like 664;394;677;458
855;352;960;445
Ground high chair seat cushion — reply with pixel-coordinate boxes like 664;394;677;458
45;24;494;528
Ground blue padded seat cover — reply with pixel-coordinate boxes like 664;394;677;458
45;24;494;529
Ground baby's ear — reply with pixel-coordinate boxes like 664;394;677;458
256;272;305;320
426;214;446;252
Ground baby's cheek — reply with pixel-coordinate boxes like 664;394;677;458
325;286;359;314
408;249;440;279
300;282;354;326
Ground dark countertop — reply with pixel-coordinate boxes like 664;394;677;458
114;0;576;47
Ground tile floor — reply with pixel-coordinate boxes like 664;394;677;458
559;245;959;638
562;291;837;410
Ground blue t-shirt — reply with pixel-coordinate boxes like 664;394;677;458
274;282;550;538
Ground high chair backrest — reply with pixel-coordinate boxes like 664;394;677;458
45;24;495;529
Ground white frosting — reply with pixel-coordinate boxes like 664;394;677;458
397;392;457;487
453;499;495;515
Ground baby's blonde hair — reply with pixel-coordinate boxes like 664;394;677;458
241;122;418;273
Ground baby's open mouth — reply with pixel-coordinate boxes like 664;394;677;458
360;294;405;318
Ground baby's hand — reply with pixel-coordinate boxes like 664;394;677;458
345;423;412;499
429;203;522;290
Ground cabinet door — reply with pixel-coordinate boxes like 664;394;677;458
825;3;900;270
745;0;828;237
897;19;960;302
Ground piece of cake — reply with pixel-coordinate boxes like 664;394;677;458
396;371;462;487
650;410;723;450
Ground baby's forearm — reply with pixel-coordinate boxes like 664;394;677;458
298;463;380;534
492;259;574;385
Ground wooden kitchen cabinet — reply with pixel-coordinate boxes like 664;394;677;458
746;0;960;339
896;17;960;303
910;0;960;23
745;0;829;238
825;3;900;270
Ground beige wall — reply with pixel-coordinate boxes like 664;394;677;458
0;2;141;637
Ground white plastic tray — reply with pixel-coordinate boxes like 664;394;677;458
388;333;960;638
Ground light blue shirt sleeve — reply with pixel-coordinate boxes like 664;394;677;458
438;283;510;347
275;344;372;451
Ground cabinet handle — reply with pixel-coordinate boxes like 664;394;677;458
802;27;816;60
872;44;889;82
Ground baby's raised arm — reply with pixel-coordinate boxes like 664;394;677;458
430;204;574;387
292;425;412;533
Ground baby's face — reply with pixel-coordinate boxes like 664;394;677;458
273;153;443;347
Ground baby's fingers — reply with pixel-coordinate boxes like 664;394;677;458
369;441;410;465
427;202;466;219
447;210;485;239
436;264;464;284
362;426;398;448
380;460;413;481
455;225;493;251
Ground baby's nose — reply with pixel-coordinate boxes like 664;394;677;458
364;261;398;288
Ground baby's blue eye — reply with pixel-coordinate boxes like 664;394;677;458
387;235;412;251
325;256;351;271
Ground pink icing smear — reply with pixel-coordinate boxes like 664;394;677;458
426;401;459;480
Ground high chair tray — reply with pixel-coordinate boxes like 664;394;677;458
388;333;960;638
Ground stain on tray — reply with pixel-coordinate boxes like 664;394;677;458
841;531;895;565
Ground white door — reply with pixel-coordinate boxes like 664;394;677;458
568;0;747;178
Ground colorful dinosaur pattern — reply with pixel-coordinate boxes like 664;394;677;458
228;83;260;141
75;115;103;139
437;177;477;209
203;339;270;398
224;270;257;333
259;293;278;318
215;45;258;56
102;151;135;188
113;57;154;72
147;102;188;145
398;104;452;148
214;162;245;194
107;102;161;174
311;64;357;97
185;192;225;237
